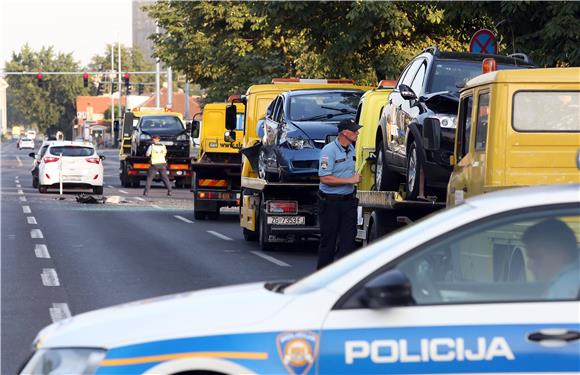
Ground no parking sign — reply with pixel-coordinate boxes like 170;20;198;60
470;29;498;54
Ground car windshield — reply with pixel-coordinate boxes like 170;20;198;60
21;138;31;142
284;204;472;294
139;116;184;131
430;59;530;94
49;146;94;157
289;91;363;121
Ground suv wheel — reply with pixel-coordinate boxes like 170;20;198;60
375;142;400;191
406;141;423;200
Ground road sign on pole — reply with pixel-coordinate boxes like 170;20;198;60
469;29;498;54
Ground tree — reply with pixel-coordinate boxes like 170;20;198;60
87;44;155;94
5;44;90;138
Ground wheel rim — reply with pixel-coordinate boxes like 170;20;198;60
407;147;417;192
258;150;267;179
375;148;383;189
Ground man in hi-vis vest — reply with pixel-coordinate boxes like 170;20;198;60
143;135;173;196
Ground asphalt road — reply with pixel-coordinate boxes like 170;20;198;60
1;140;318;374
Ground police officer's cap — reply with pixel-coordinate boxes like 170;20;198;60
337;118;363;132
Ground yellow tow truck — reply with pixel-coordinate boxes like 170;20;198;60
190;102;245;219
446;66;580;206
119;107;194;188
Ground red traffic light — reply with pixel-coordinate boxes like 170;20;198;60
37;73;43;79
123;73;130;79
37;73;44;87
83;73;89;79
82;72;89;88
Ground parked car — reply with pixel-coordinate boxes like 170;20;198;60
37;141;105;194
376;47;535;199
130;114;190;157
258;88;365;181
17;137;35;150
19;184;580;374
29;141;53;188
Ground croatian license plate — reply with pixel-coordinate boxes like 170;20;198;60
63;176;82;182
267;216;305;225
160;141;173;146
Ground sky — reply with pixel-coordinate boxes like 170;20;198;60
1;0;134;70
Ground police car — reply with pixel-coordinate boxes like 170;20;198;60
21;184;580;374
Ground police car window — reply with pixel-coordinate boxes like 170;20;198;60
475;92;490;151
393;207;580;305
284;204;472;295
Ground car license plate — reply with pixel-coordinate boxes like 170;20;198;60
63;176;82;182
267;216;305;225
160;141;173;146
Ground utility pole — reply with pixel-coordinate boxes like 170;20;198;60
155;24;161;108
118;41;122;120
184;80;190;120
110;44;115;145
167;67;173;109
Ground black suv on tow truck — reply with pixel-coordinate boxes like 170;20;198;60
375;47;534;199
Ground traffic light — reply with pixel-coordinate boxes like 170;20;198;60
83;73;89;88
123;73;131;95
36;73;43;88
138;83;144;95
111;82;117;93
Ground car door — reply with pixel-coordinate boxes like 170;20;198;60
318;204;580;374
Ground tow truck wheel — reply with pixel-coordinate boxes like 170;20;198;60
243;227;258;242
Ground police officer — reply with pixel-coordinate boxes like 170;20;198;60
317;118;362;269
143;135;173;196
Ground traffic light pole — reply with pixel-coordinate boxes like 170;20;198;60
110;44;115;146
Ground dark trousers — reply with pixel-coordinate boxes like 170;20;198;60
317;195;358;269
144;163;172;193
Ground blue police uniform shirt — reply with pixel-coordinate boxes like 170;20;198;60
319;139;356;195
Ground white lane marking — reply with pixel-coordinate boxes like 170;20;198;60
41;268;60;286
134;197;146;201
151;204;162;209
16;156;22;166
27;216;37;224
118;189;129;194
23;206;31;213
250;251;291;267
207;230;233;241
18;189;24;195
16;184;21;188
19;196;27;202
49;303;71;322
174;215;194;223
107;185;115;189
30;229;44;238
35;244;51;258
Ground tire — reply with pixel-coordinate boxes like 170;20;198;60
93;185;103;195
243;227;258;242
375;142;401;191
258;148;268;180
38;185;48;194
366;210;397;245
406;140;423;200
258;199;274;251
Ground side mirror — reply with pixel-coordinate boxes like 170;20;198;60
450;154;456;166
225;105;237;131
398;84;417;101
422;117;441;151
192;120;200;139
28;152;36;158
360;269;414;308
99;155;106;160
224;130;236;142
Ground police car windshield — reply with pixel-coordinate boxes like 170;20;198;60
290;92;362;122
284;204;472;294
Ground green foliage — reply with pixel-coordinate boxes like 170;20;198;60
88;44;155;87
103;105;126;120
147;1;576;101
4;44;90;137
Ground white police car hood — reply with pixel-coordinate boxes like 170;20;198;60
36;282;294;349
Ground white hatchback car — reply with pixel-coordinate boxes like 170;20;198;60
20;184;580;375
38;141;105;194
18;137;35;150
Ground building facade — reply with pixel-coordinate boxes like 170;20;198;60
132;0;157;65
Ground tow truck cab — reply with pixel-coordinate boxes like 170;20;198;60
446;67;580;206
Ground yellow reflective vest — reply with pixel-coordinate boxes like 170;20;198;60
146;143;167;165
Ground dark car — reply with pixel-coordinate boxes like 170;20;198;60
29;141;52;188
258;89;365;181
131;114;190;157
376;47;535;199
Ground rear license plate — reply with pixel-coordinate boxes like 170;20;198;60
63;176;82;182
160;141;173;146
267;216;305;225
